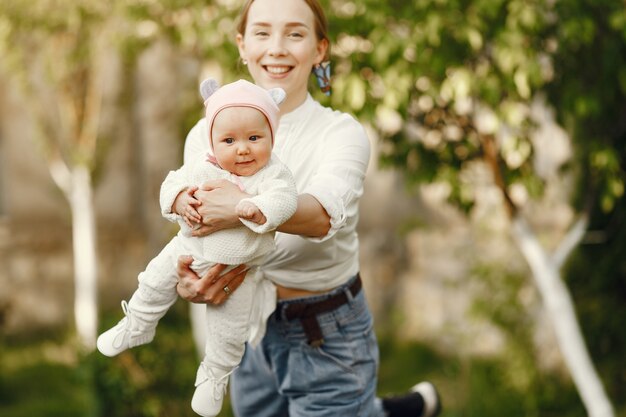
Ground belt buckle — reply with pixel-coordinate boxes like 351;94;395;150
301;315;324;347
309;338;324;348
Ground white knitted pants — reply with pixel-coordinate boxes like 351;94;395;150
128;235;258;370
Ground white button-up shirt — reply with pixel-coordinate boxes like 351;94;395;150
184;94;371;292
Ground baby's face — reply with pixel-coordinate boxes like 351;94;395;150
211;106;272;177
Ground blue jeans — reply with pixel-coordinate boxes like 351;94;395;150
230;275;386;417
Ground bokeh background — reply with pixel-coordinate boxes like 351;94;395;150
0;0;625;416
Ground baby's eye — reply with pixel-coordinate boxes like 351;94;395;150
249;135;259;141
224;138;234;144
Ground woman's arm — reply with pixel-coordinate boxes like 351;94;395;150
190;180;330;238
291;118;370;242
277;193;331;238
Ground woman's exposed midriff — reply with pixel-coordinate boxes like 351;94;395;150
275;283;334;300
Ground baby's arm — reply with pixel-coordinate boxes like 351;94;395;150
172;186;202;228
160;159;197;223
238;159;297;233
235;200;266;225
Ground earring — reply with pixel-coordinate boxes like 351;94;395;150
241;58;248;65
313;62;331;96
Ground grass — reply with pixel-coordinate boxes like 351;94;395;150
0;361;96;417
1;301;621;417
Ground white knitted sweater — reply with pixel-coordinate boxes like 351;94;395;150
159;153;297;265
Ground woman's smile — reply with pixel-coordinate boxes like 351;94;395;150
264;65;293;75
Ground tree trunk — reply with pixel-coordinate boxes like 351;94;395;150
511;216;614;417
50;160;99;350
69;165;98;350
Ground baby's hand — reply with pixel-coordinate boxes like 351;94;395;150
236;200;267;225
173;187;202;228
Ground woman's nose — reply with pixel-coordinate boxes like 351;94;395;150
268;34;287;56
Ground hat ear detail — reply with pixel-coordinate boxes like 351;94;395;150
200;78;220;102
267;88;286;106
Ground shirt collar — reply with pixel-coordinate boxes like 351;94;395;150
279;93;315;127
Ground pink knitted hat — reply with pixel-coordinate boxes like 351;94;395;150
200;78;286;151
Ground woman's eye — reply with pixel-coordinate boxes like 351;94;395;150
254;31;269;37
288;32;303;38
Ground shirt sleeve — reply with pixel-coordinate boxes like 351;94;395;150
184;119;208;165
302;117;371;242
159;162;194;222
160;119;206;222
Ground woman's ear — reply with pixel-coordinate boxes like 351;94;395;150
200;78;220;101
236;33;247;63
315;38;329;66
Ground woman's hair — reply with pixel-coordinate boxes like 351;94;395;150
236;0;330;61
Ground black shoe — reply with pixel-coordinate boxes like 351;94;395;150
381;381;442;417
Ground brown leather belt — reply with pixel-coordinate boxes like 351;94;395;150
279;274;362;347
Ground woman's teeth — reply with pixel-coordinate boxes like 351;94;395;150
266;66;290;74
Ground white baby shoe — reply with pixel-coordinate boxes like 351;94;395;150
191;361;235;417
96;300;155;357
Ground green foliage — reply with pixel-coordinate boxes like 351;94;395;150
92;300;206;417
565;195;626;411
545;0;626;212
470;262;542;401
334;0;625;218
378;337;589;417
1;324;604;417
0;361;97;417
0;331;97;417
340;1;624;409
3;0;622;214
0;0;113;168
328;0;557;212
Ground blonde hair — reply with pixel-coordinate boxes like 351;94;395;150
236;0;330;61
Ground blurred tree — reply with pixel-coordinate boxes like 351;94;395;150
321;0;625;416
0;0;247;351
551;0;626;407
0;0;118;350
0;0;222;351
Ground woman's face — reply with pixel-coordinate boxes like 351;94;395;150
237;0;328;113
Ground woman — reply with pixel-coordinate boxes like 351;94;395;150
175;0;441;416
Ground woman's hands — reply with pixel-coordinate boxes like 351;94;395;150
176;255;249;305
191;179;247;237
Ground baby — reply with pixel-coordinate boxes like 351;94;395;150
97;79;297;417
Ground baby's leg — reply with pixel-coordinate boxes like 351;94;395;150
191;269;258;416
129;237;185;328
97;237;183;357
204;269;258;367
